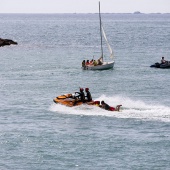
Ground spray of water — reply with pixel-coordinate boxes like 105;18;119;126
49;95;170;122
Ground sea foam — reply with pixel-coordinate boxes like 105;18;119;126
49;95;170;122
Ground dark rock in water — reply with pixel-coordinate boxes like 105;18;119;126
0;38;18;47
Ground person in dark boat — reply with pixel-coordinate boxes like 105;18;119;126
100;100;122;111
85;88;92;102
161;57;167;64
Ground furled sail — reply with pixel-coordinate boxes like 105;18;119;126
101;24;114;59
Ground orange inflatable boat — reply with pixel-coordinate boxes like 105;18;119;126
53;93;95;107
53;93;122;111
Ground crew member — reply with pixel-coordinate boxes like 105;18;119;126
86;60;90;65
93;60;97;66
85;88;92;102
74;88;85;106
82;60;85;67
79;88;85;102
75;88;85;102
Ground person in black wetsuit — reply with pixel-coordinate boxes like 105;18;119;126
101;101;110;110
85;88;92;102
74;88;85;105
79;88;85;102
100;100;122;111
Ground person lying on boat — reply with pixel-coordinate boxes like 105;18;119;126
74;88;85;105
100;100;122;111
85;88;92;102
82;60;85;67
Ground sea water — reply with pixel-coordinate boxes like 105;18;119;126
0;14;170;169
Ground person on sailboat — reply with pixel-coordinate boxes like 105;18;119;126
89;59;94;65
93;60;98;66
98;56;103;62
82;60;85;67
97;59;102;65
100;101;122;111
86;60;90;65
85;88;92;102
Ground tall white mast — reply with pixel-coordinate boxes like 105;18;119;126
99;1;103;61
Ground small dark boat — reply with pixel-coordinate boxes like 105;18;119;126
150;61;170;69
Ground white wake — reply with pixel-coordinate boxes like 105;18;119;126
49;95;170;122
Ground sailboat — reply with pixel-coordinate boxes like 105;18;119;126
82;2;114;70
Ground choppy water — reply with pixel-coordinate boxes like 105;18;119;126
0;14;170;169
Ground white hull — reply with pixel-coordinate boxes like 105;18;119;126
82;61;114;70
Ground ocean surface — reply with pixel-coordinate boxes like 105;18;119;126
0;13;170;169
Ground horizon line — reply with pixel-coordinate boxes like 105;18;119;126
0;12;170;14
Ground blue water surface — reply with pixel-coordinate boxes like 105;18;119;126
0;14;170;170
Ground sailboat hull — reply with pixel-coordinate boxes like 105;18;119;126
82;61;114;70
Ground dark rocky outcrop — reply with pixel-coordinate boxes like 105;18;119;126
0;38;18;47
